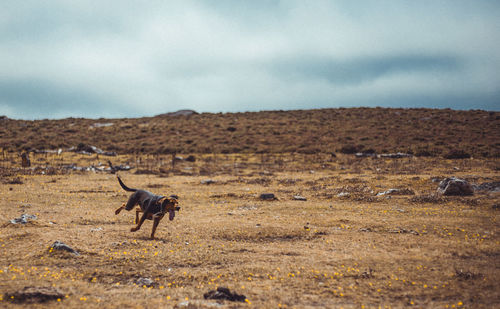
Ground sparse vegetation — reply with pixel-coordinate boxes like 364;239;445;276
0;108;499;307
1;108;499;158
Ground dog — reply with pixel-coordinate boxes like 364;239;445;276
115;176;180;239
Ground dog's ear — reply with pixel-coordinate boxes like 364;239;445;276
167;198;178;204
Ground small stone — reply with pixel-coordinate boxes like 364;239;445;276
136;277;154;287
376;188;415;196
50;241;80;256
5;286;64;304
10;214;37;224
204;287;246;302
177;301;190;307
355;152;376;158
474;182;500;192
378;152;412;158
293;195;307;201
260;193;276;200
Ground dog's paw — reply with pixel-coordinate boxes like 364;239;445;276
115;209;121;215
130;227;139;232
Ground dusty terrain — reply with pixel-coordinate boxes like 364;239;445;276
1;151;499;308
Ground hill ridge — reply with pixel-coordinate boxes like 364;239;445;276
1;107;498;157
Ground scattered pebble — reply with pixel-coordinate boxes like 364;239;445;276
204;287;246;302
201;179;216;185
50;241;80;256
136;277;155;287
4;286;64;304
388;228;420;235
259;193;276;200
474;182;500;193
376;188;415;196
10;214;37;224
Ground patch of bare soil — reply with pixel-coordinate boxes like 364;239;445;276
0;154;499;308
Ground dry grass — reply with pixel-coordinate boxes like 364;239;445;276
1;108;499;158
1;153;499;308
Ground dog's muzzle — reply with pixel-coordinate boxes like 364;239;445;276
160;196;179;221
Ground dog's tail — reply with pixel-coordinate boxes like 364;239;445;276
117;176;137;192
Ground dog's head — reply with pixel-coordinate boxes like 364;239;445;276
160;196;180;221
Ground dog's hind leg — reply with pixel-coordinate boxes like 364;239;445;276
117;192;139;215
135;208;143;224
135;198;152;223
115;203;126;215
131;208;149;232
116;194;138;215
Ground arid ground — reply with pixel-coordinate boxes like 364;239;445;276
1;108;499;157
1;108;500;308
1;149;499;308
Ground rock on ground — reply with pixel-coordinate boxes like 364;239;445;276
4;286;64;304
50;241;80;256
260;193;277;200
10;214;37;224
203;287;246;302
473;182;500;193
376;188;415;196
437;177;474;196
135;277;155;287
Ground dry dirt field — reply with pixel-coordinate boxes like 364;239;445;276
1;152;499;308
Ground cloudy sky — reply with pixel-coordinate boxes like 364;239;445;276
1;1;499;119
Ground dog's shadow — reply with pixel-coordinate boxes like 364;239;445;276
134;236;169;243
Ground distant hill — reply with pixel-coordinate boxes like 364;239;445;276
1;108;499;158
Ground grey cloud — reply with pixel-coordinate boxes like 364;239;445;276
361;91;500;112
269;54;462;85
0;79;135;119
0;3;125;44
1;1;500;119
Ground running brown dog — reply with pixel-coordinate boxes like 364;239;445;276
115;176;180;239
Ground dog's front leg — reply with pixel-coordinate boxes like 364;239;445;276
150;213;164;239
